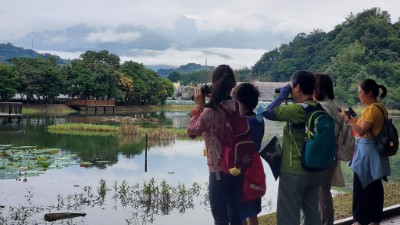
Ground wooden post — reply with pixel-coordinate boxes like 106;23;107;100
145;134;148;172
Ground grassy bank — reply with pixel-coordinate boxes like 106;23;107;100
259;182;400;224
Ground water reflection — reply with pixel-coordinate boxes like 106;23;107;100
0;178;206;225
2;110;398;224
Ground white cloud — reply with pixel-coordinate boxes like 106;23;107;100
3;0;400;67
37;50;83;60
121;47;266;69
38;47;266;69
85;30;141;43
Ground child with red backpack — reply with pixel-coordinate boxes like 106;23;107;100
234;83;266;225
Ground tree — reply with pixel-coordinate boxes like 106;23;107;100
79;50;122;100
61;60;96;99
0;64;19;100
11;57;63;103
119;61;173;105
167;71;181;82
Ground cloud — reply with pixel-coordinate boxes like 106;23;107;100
122;47;266;68
85;29;142;44
38;47;266;69
3;0;400;68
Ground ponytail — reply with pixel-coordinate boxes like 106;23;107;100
205;65;236;110
379;85;387;99
359;79;387;99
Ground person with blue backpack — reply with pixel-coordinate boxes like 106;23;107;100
339;79;391;225
233;83;266;225
187;64;244;225
263;70;327;225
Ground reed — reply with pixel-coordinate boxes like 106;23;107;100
47;123;191;140
48;123;119;132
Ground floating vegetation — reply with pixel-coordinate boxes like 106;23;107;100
48;123;119;133
102;116;161;124
0;144;81;180
48;123;189;140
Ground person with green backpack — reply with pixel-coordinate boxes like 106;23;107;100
262;70;327;225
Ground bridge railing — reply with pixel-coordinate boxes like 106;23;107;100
0;102;22;115
65;99;115;107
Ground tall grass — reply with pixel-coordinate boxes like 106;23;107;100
47;123;190;140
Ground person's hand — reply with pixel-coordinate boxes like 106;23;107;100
338;108;349;122
276;84;291;100
193;87;204;110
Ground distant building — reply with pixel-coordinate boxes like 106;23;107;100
172;81;287;101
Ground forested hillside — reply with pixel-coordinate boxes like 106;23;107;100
252;8;400;107
157;63;214;77
0;43;69;65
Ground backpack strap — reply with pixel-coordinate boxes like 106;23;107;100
370;103;387;142
289;103;317;129
208;108;222;181
209;135;222;181
373;104;387;119
219;101;239;117
209;102;237;181
287;102;321;167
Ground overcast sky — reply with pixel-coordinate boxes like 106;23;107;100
2;0;399;69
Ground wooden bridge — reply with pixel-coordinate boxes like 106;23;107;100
65;99;115;113
0;102;22;123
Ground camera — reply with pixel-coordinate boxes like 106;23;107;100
346;107;357;117
200;84;212;96
191;84;212;101
338;107;357;118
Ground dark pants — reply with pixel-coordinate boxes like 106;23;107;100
209;172;244;225
319;160;337;225
352;173;384;225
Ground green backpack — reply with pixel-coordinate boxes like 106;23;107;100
291;103;336;172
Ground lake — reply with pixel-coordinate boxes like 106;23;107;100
0;109;399;225
0;109;283;225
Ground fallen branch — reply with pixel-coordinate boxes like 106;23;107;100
44;212;87;222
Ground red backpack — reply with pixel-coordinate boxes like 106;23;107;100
242;152;266;202
219;103;254;175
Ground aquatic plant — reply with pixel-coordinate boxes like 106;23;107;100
47;123;189;140
0;178;207;225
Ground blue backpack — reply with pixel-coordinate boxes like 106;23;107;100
291;103;336;172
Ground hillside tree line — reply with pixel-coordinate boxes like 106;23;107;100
251;8;400;107
169;8;400;107
0;50;174;104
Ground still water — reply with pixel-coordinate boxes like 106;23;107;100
1;110;400;225
0;110;283;225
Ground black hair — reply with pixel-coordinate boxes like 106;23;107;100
205;65;236;109
290;70;315;95
359;79;387;99
314;73;334;101
234;83;260;111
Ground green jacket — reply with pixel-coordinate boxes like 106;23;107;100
275;100;318;175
